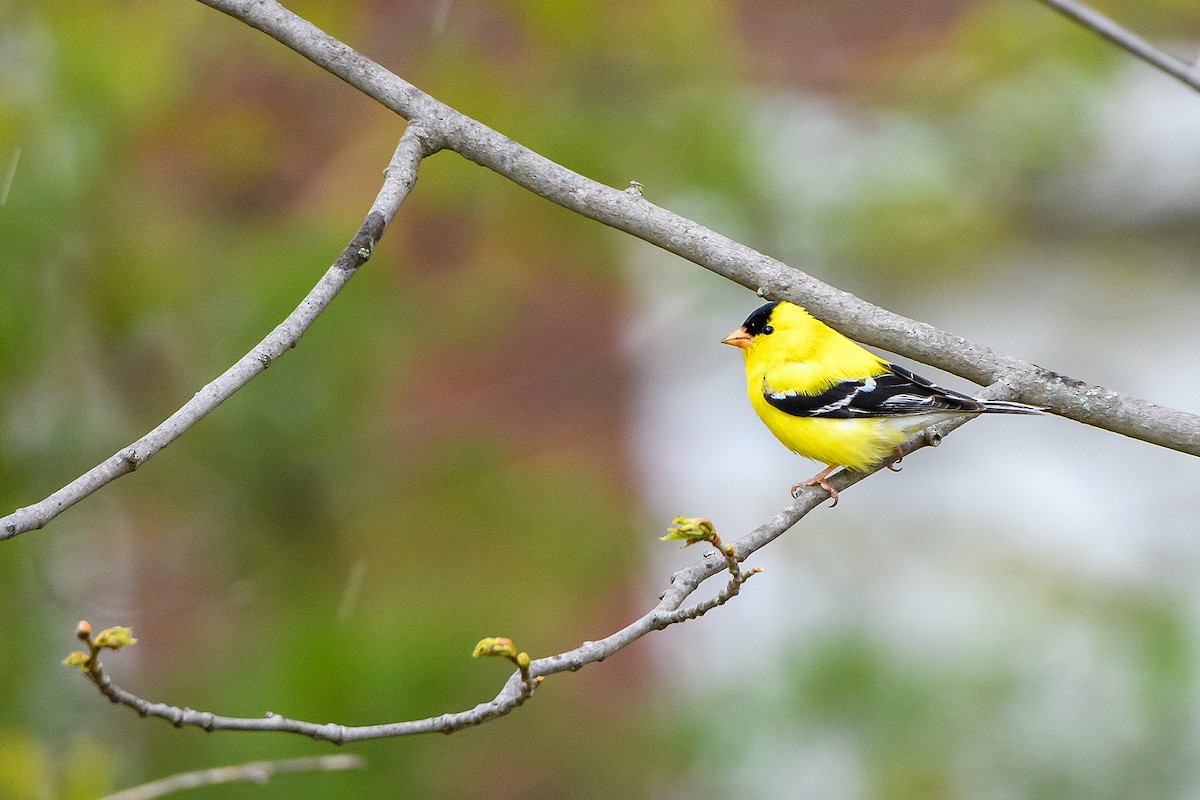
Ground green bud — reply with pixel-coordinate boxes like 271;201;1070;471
92;627;137;650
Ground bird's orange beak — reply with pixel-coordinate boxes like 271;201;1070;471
721;327;752;349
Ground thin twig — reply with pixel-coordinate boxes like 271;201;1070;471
1035;0;1200;93
97;755;364;800
0;126;433;543
67;412;964;741
192;0;1200;458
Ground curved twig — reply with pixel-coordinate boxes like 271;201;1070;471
0;127;433;542
68;414;966;741
98;756;364;800
73;501;771;740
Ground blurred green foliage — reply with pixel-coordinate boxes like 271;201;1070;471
4;0;1200;798
677;577;1195;800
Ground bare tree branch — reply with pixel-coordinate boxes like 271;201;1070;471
5;0;1196;545
0;127;433;542
98;755;364;800
193;0;1200;458
12;0;1194;756
1035;0;1200;94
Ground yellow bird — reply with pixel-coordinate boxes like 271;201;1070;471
722;301;1043;506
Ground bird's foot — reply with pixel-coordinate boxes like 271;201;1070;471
791;465;840;508
886;446;904;472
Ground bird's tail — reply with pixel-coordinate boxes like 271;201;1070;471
979;399;1046;415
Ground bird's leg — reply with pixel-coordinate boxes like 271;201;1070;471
886;446;903;472
792;464;840;508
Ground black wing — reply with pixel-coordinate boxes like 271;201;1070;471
762;363;986;419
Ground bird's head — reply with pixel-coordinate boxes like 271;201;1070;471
721;301;823;360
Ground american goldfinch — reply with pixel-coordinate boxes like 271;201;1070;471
722;301;1044;506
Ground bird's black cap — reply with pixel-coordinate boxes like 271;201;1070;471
741;301;780;336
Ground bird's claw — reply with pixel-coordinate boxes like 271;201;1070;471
791;476;839;508
886;446;903;472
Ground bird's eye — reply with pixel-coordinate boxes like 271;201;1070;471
762;325;774;335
